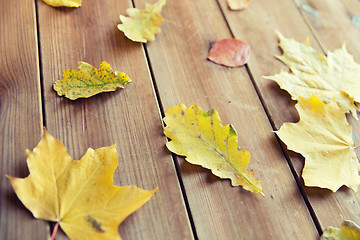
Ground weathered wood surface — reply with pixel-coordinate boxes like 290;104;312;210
36;0;193;239
295;0;360;229
142;0;317;239
218;0;360;232
1;0;360;239
0;0;47;239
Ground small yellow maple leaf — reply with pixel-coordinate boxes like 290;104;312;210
163;104;262;194
275;95;360;192
42;0;81;7
117;0;166;43
53;61;131;100
320;220;360;240
227;0;252;10
264;32;360;119
7;129;157;240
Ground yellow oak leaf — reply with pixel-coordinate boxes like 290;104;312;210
53;61;131;100
265;33;360;119
320;220;360;240
275;95;360;192
227;0;252;10
117;0;166;43
163;104;262;194
42;0;81;7
7;129;157;240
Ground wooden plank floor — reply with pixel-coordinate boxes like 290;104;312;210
0;0;359;239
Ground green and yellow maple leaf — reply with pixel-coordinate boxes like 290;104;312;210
275;95;360;192
320;220;360;240
53;61;131;100
163;104;262;194
265;32;360;119
117;0;166;43
7;129;156;240
42;0;81;7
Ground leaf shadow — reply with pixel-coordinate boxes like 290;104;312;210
303;186;333;199
109;26;143;55
178;158;228;186
5;185;34;219
52;7;78;14
304;183;357;200
177;157;216;184
53;84;126;109
267;81;299;123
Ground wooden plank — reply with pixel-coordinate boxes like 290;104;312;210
218;0;360;231
0;0;46;239
295;0;360;58
36;0;193;239
140;0;318;238
293;0;360;229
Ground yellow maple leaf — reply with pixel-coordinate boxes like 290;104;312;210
7;129;157;240
163;104;262;194
320;220;360;240
227;0;252;10
53;61;131;100
275;95;360;192
42;0;81;7
117;0;166;43
264;33;360;119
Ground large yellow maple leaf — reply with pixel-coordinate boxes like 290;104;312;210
275;95;360;192
117;0;166;43
163;104;262;194
7;130;156;240
320;220;360;240
42;0;81;7
265;33;360;119
53;61;131;100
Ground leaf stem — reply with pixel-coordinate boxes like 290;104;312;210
354;144;360;149
50;222;59;240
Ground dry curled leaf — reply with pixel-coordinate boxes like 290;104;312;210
53;61;131;100
320;220;360;240
42;0;81;7
227;0;252;10
265;32;360;119
7;129;157;240
208;39;250;67
275;95;360;192
117;0;166;43
163;104;262;194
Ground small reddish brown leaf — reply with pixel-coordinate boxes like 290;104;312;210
208;39;250;67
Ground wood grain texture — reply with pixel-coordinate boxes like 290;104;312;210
4;0;359;238
294;0;360;229
0;0;46;239
36;0;193;239
295;0;360;60
141;0;318;238
218;0;360;231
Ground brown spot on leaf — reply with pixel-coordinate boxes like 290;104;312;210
87;215;105;233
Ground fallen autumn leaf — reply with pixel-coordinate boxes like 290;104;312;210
117;0;166;43
275;95;360;192
208;38;250;67
7;129;157;240
163;104;262;194
53;61;131;100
